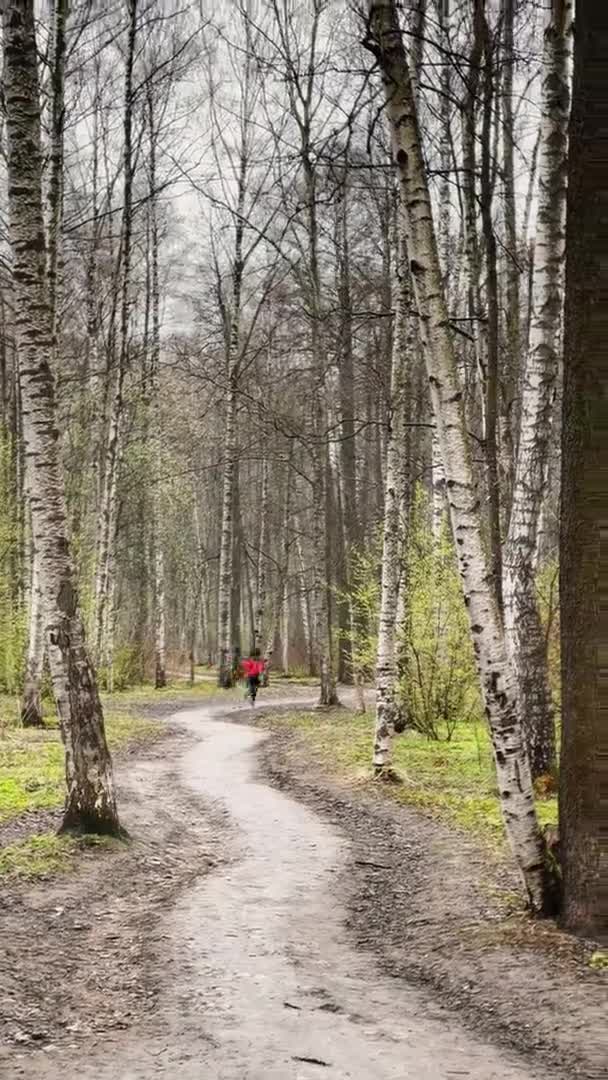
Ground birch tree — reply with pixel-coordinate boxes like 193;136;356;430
503;0;572;780
373;215;409;773
366;0;556;913
3;0;121;835
267;0;340;705
93;0;138;670
20;0;68;727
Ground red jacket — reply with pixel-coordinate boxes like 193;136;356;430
242;658;265;678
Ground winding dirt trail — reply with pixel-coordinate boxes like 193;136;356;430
23;703;548;1079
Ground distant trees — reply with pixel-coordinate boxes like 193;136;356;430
0;0;602;926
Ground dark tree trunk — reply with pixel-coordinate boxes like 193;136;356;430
559;0;606;940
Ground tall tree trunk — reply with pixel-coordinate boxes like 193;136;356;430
336;172;357;682
500;0;519;500
263;454;292;678
21;526;44;727
3;0;121;835
479;4;503;611
231;465;243;668
94;0;137;667
431;0;449;535
147;84;166;690
303;155;338;705
217;379;237;686
20;0;68;726
253;458;269;652
367;0;556;913
559;0;605;940
504;0;572;781
461;4;486;438
281;579;290;676
373;214;409;772
296;531;315;676
47;0;67;354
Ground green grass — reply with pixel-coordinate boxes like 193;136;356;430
0;676;232;830
0;708;162;825
0;830;124;879
103;677;231;709
266;708;558;849
0;832;77;877
0;676;232;879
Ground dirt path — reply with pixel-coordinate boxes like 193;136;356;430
13;702;551;1080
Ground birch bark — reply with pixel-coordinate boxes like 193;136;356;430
20;527;44;727
217;379;237;686
21;0;67;726
262;455;292;679
503;0;572;780
147;83;166;690
500;0;519;497
215;58;250;688
373;215;409;772
3;0;120;834
252;459;269;653
367;0;555;912
479;5;503;611
94;0;137;666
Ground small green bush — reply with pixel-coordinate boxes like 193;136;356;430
397;490;481;740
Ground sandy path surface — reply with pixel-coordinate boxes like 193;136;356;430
20;704;547;1079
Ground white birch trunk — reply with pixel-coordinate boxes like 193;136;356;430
217;379;237;686
281;579;290;676
303;165;338;707
20;0;67;721
368;0;555;913
21;529;45;727
215;85;249;687
296;532;314;676
461;9;486;435
262;456;292;682
431;432;446;539
93;0;137;667
252;458;269;652
4;0;121;834
373;213;409;771
147;84;166;690
503;0;572;779
46;0;67;354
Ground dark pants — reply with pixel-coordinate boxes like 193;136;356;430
246;675;259;700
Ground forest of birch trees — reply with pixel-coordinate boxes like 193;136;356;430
0;0;604;937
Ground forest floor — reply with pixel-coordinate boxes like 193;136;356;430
0;688;605;1079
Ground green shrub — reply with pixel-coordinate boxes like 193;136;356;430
0;426;26;695
536;556;560;714
397;489;482;740
99;643;145;692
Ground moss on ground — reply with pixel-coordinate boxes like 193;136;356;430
264;708;558;849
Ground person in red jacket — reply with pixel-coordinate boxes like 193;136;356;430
241;649;266;704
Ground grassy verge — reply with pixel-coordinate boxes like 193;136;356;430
0;677;228;878
0;707;162;826
261;708;558;850
0;831;123;879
